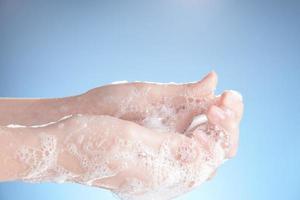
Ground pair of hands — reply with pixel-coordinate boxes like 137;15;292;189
20;72;243;200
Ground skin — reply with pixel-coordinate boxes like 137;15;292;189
0;72;243;197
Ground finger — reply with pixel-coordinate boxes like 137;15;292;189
207;105;231;129
207;104;240;158
219;91;243;157
219;90;244;122
186;71;218;97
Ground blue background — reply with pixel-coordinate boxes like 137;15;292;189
0;0;299;199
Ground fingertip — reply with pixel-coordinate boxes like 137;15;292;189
189;72;218;95
201;71;218;91
220;90;244;121
221;90;243;105
229;90;243;101
208;71;218;84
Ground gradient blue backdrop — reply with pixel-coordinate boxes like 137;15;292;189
0;0;299;199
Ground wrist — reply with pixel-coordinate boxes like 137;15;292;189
1;120;82;183
0;126;44;181
81;87;115;115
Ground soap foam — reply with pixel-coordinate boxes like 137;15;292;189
18;133;58;182
7;115;73;128
110;80;198;86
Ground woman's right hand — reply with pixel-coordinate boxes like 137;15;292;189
53;114;215;199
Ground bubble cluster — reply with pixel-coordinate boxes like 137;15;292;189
18;133;58;182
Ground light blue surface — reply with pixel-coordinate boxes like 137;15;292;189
0;1;299;199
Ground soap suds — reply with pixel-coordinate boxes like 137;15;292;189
111;80;129;85
18;133;58;182
7;124;26;128
110;80;198;85
6;115;73;128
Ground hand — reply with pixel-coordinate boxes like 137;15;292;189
51;114;225;199
36;89;243;200
81;72;219;133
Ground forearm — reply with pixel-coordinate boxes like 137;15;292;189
0;119;86;183
0;125;50;181
0;115;138;186
0;96;80;126
0;85;118;126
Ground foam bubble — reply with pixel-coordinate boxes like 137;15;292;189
7;124;26;128
110;80;198;86
18;134;58;182
142;117;169;132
